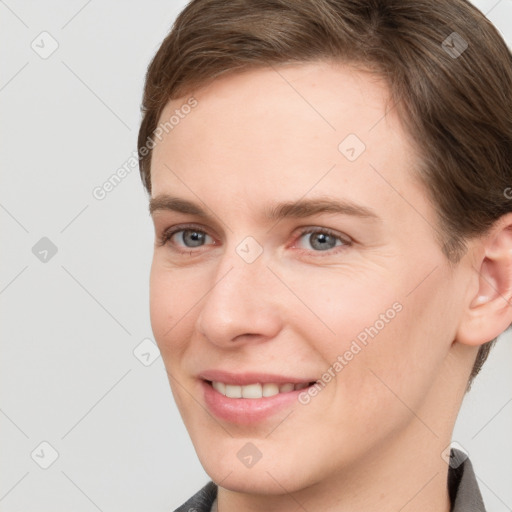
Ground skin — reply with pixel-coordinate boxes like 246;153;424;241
148;62;512;512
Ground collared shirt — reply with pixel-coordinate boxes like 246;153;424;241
173;450;486;512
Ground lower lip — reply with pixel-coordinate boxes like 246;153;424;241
202;380;311;425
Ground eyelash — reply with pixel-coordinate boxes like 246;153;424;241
158;223;212;249
291;227;352;254
157;224;352;255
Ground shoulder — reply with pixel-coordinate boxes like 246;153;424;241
449;449;486;512
172;481;218;512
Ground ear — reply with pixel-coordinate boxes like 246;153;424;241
456;213;512;347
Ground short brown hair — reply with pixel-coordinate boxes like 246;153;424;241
138;0;512;385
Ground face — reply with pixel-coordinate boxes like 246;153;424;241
149;62;470;495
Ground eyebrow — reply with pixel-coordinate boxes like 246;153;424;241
149;195;206;216
265;198;379;221
149;194;380;222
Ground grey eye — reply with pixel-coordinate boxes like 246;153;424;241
295;230;346;252
307;232;339;251
178;229;210;247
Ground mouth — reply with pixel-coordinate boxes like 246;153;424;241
205;380;317;399
198;370;319;423
200;374;319;424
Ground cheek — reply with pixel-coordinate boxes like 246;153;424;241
149;260;201;356
279;263;404;355
287;260;456;409
338;269;459;425
149;266;172;348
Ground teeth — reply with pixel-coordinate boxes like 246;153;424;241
241;383;262;398
211;381;310;399
211;381;225;395
262;383;279;397
225;384;242;398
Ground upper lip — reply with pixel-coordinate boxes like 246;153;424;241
199;370;316;386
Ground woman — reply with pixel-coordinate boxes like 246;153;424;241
138;1;512;510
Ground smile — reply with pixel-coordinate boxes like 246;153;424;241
209;381;313;398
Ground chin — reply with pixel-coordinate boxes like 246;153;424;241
205;463;307;495
193;438;321;496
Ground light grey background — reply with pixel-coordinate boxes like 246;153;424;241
1;1;511;511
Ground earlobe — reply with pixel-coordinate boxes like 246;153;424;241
457;214;512;347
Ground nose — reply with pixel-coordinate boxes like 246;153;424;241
195;252;283;348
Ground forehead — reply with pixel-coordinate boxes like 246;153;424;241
149;61;430;229
156;61;397;153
